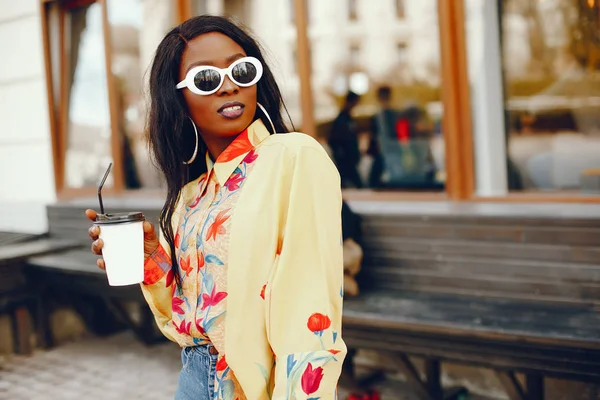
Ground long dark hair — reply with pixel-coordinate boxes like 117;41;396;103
147;15;290;286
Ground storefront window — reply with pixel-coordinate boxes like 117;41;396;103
106;0;175;189
502;0;600;193
63;2;113;189
311;0;445;191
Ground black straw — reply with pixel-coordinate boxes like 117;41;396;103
98;163;113;215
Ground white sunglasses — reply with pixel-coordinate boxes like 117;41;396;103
176;56;263;95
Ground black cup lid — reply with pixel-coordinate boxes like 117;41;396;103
95;212;145;224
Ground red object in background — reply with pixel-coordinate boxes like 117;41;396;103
396;118;410;143
347;390;381;400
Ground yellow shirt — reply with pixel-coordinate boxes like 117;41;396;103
141;119;347;399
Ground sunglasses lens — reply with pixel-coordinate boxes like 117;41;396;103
232;61;258;85
193;69;222;92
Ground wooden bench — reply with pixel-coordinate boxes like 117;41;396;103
342;203;600;400
23;201;164;347
0;234;80;354
21;200;600;399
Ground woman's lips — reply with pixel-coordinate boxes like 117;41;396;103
218;102;245;119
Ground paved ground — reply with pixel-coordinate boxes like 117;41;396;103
0;333;181;400
0;332;430;400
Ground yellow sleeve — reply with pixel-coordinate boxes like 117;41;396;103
268;144;347;399
140;243;176;343
139;200;183;344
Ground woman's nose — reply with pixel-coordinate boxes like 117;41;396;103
218;75;239;95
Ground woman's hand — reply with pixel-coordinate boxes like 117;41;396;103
85;209;161;270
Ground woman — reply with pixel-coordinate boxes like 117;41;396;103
86;15;346;400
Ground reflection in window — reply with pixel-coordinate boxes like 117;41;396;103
501;0;600;192
224;0;247;22
192;0;208;15
314;0;444;191
106;0;173;189
64;3;113;189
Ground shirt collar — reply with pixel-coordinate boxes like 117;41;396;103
205;118;271;186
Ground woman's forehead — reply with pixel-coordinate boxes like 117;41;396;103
181;32;246;70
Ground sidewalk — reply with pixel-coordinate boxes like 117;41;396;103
1;333;180;400
0;332;425;400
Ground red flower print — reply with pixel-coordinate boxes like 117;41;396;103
328;349;341;355
244;149;258;164
166;269;174;287
172;296;185;314
180;255;193;275
206;209;230;241
201;286;228;310
307;313;331;335
175;232;181;249
174;319;192;335
301;363;324;395
198;251;205;269
224;173;244;191
216;355;228;371
260;284;267;300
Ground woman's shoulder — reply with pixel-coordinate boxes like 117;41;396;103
263;131;330;159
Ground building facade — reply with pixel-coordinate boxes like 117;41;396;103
1;0;599;233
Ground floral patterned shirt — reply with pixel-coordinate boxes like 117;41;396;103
141;119;346;399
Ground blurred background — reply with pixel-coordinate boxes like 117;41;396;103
0;0;599;399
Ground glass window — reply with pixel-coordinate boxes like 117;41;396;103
501;0;600;193
312;0;445;191
63;2;113;189
106;0;174;189
192;0;208;15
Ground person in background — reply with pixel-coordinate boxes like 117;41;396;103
329;91;363;189
367;86;397;188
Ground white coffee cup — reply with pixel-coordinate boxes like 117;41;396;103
96;212;145;286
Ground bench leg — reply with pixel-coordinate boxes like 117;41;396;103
497;372;527;400
35;290;54;349
390;353;431;400
10;306;33;355
426;359;443;399
526;374;544;400
497;372;545;400
426;359;469;400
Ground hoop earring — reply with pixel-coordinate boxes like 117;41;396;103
257;102;276;134
183;117;199;165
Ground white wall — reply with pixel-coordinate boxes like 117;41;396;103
0;0;55;233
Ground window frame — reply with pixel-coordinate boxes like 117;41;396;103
41;0;184;199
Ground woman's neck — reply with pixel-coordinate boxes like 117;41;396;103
203;134;238;161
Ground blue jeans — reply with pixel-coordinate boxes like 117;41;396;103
175;344;217;400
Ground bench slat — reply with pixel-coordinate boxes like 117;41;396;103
343;291;600;348
0;239;80;265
